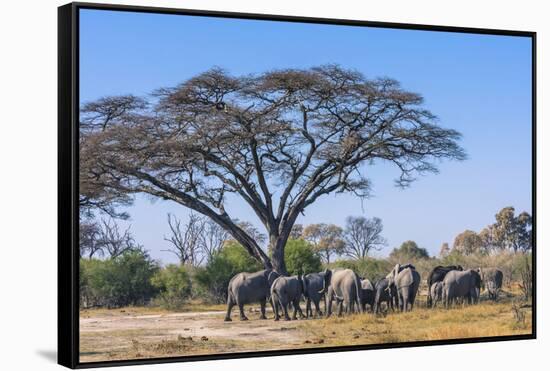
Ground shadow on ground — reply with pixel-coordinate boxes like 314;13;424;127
36;350;57;363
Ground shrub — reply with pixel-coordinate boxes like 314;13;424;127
79;250;159;308
151;264;193;310
194;241;263;303
284;239;322;275
329;257;393;283
389;240;430;261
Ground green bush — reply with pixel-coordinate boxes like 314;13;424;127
151;264;192;310
284;239;322;275
194;241;263;303
330;257;393;283
389;240;430;261
79;250;159;308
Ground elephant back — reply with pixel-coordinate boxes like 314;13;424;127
396;267;418;288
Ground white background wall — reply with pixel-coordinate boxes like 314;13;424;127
0;0;546;369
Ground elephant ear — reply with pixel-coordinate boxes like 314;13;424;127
318;269;332;294
325;269;332;285
387;264;400;283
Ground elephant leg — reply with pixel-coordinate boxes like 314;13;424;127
397;292;403;312
314;300;322;317
259;298;267;320
294;298;305;319
326;290;333;317
273;296;281;321
224;295;234;322
337;300;344;317
238;301;248;321
283;303;291;321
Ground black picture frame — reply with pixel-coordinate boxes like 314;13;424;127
58;2;537;368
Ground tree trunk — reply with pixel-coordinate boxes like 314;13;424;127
271;245;287;275
269;235;288;275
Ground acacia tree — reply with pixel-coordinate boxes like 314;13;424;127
492;207;533;252
302;223;345;264
80;65;465;274
453;230;484;255
343;216;387;259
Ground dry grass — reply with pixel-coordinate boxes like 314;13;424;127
299;300;531;347
80;295;532;363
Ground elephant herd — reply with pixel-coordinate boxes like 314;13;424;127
224;264;504;322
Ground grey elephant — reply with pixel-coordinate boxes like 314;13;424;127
387;264;420;312
321;269;363;316
270;275;307;321
373;278;397;314
479;268;503;301
360;278;375;312
304;270;331;318
426;265;463;307
442;269;481;308
225;269;280;321
429;281;443;308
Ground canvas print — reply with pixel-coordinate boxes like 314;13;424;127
77;7;534;364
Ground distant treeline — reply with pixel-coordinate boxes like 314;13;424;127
79;206;532;309
80;242;532;310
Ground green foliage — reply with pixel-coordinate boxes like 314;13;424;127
329;257;393;283
390;240;430;261
194;241;263;303
80;250;159;308
453;230;485;255
151;264;192;310
302;223;345;263
284;239;322;275
491;207;533;252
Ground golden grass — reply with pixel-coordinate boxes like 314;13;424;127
299;300;532;347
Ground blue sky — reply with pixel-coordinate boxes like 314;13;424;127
80;9;532;263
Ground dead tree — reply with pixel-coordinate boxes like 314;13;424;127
343;216;387;259
97;218;139;258
163;213;205;266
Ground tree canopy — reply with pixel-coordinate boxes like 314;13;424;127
390;240;430;260
343;216;387;259
80;65;465;273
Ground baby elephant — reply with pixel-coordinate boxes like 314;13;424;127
271;275;307;321
429;281;443;308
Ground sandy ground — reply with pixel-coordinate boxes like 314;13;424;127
79;307;311;362
80;309;303;343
